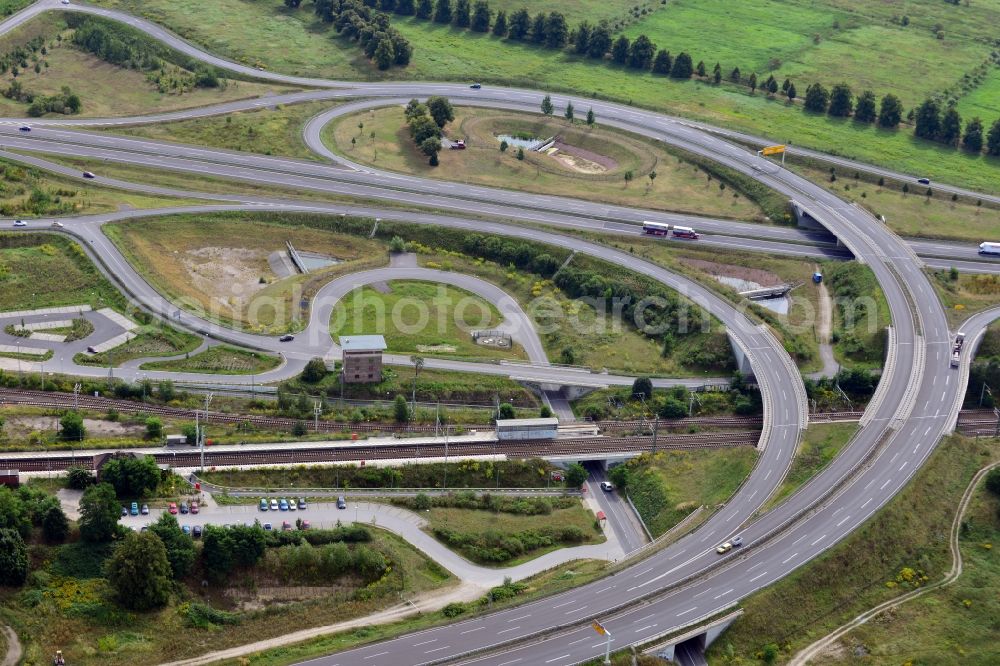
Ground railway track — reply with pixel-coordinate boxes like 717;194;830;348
0;387;859;435
0;431;759;472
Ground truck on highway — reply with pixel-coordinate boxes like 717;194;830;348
979;242;1000;255
951;332;966;368
642;221;699;239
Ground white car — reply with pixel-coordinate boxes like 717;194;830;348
52;221;64;228
600;481;614;492
13;220;26;227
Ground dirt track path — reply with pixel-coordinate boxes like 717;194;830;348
1;625;22;666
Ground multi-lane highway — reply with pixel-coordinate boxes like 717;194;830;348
0;2;995;664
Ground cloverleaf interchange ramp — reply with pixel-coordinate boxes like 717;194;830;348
0;1;994;664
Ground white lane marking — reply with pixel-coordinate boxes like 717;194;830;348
764;469;772;481
498;659;522;666
413;639;437;647
924;426;932;436
713;589;734;600
749;571;768;583
564;606;588;615
861;497;873;509
880;478;892;490
811;534;827;546
497;626;521;635
552;600;576;609
836;515;852;527
545;655;571;663
460;627;483;635
747;561;765;571
793;533;808;546
424;646;451;654
507;614;531;622
634;624;657;633
364;652;389;660
677;607;698;616
594;586;614;593
693;588;712;599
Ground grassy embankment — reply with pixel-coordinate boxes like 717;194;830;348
0;12;295;118
92;0;1000;195
111;100;344;159
706;433;1000;665
331;281;527;362
327;106;768;221
928;269;1000;328
615;447;758;537
761;422;858;512
0;158;200;217
139;345;280;375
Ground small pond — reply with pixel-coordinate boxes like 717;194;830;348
715;276;790;315
496;134;549;150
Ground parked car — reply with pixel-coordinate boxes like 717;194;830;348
337;496;347;510
279;498;289;511
190;500;199;514
130;502;139;516
263;522;273;531
192;525;202;538
470;83;482;89
270;498;279;511
120;506;128;517
300;520;311;530
279;334;294;342
600;481;614;492
716;542;733;554
141;504;149;515
298;498;307;510
450;139;466;150
287;500;297;512
260;498;269;511
179;501;189;514
18;125;30;132
82;171;95;179
181;525;191;535
13;220;26;227
168;502;178;515
282;521;292;531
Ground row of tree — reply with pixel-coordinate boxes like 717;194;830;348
913;98;1000;156
292;0;412;70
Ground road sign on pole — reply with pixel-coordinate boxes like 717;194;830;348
760;144;786;156
591;620;612;664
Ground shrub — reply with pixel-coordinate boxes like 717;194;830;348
442;602;466;617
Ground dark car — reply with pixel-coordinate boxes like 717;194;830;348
470;83;482;89
192;525;203;538
82;171;95;179
337;496;347;510
18;125;30;132
179;501;189;514
121;506;128;517
917;177;931;185
181;525;191;535
279;334;294;342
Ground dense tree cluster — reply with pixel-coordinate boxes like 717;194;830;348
295;0;413;69
100;454;162;498
403;97;452;164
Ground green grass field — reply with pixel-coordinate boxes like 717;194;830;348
91;0;1000;195
113;100;343;159
139;344;280;374
328;106;765;221
0;12;293;118
763;422;858;512
823;474;1000;664
74;328;201;368
332;280;526;361
707;434;1000;665
618;446;758;537
0;233;126;312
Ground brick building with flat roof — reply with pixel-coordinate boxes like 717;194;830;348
340;335;387;383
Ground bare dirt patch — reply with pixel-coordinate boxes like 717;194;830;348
1;414;142;437
679;258;784;286
549;140;618;174
181;246;272;310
